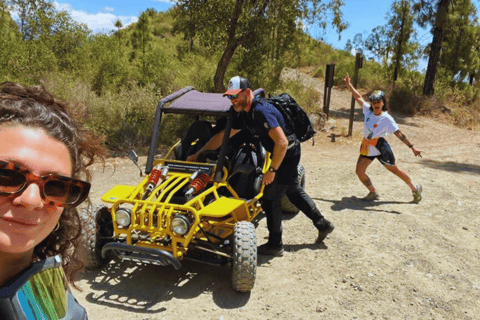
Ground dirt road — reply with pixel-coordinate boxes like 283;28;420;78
75;73;480;320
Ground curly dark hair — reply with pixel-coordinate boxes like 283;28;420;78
0;82;105;286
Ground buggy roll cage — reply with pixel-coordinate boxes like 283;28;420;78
145;87;265;182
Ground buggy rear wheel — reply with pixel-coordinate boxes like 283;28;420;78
281;164;306;214
231;221;257;292
86;205;115;269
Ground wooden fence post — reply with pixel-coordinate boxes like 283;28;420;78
348;53;363;137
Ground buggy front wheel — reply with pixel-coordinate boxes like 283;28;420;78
231;221;257;292
86;205;115;269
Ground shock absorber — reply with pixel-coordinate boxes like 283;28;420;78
142;165;168;200
185;170;211;200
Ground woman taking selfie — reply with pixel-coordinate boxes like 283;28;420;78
0;82;104;319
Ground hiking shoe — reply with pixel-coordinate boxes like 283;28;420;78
257;243;284;257
362;192;380;201
413;184;422;204
316;220;335;243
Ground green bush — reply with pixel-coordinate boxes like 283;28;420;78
275;79;322;114
312;65;325;78
389;87;422;116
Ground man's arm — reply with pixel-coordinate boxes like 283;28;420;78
263;126;288;185
186;129;241;162
343;73;366;106
394;130;423;157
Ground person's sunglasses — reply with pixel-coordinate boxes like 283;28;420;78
0;160;90;208
0;255;88;320
226;89;245;100
368;90;385;102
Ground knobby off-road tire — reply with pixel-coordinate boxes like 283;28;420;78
85;205;114;269
281;164;306;214
231;221;257;292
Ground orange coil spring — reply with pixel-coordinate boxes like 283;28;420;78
148;168;162;185
190;173;210;193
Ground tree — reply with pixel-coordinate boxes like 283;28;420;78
364;0;419;80
439;0;479;83
0;1;24;81
46;10;90;72
364;25;393;64
114;18;123;44
131;11;153;79
11;0;55;40
173;0;347;92
344;39;352;52
414;0;457;95
352;33;364;53
388;0;417;83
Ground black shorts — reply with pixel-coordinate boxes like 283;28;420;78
360;138;396;166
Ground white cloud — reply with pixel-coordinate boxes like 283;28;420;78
54;1;138;33
151;0;174;3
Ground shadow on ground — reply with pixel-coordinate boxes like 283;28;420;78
418;159;480;175
313;196;411;215
82;259;252;313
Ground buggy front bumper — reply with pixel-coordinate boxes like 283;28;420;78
102;242;182;270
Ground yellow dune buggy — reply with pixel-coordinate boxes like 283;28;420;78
88;87;277;292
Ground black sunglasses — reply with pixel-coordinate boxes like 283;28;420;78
0;160;90;208
226;89;245;100
0;255;88;320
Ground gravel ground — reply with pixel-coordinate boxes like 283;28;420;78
75;70;480;320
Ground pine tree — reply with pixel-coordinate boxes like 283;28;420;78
388;0;418;83
131;11;153;79
414;0;457;95
439;0;479;83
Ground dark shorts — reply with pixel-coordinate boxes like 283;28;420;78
360;138;396;166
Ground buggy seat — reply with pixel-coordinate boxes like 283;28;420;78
174;120;213;161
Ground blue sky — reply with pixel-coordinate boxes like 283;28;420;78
52;0;479;71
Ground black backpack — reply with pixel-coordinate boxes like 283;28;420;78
266;93;316;142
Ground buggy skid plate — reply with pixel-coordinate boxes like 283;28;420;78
102;243;182;270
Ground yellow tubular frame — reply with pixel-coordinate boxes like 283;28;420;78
103;147;271;259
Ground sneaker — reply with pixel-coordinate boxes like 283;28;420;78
413;184;422;203
257;243;284;257
316;220;335;243
362;192;380;201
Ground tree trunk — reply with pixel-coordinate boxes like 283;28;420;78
213;0;244;93
393;17;405;83
214;41;239;93
423;0;452;96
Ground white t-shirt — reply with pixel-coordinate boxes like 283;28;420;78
362;103;399;156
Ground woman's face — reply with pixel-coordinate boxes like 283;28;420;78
0;126;72;255
371;99;384;115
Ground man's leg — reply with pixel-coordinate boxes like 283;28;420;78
285;178;334;243
259;182;288;256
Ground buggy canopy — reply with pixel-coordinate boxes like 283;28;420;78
161;89;232;116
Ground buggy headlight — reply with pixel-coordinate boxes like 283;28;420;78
171;215;191;235
116;208;131;227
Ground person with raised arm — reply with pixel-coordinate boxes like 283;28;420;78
343;74;423;203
